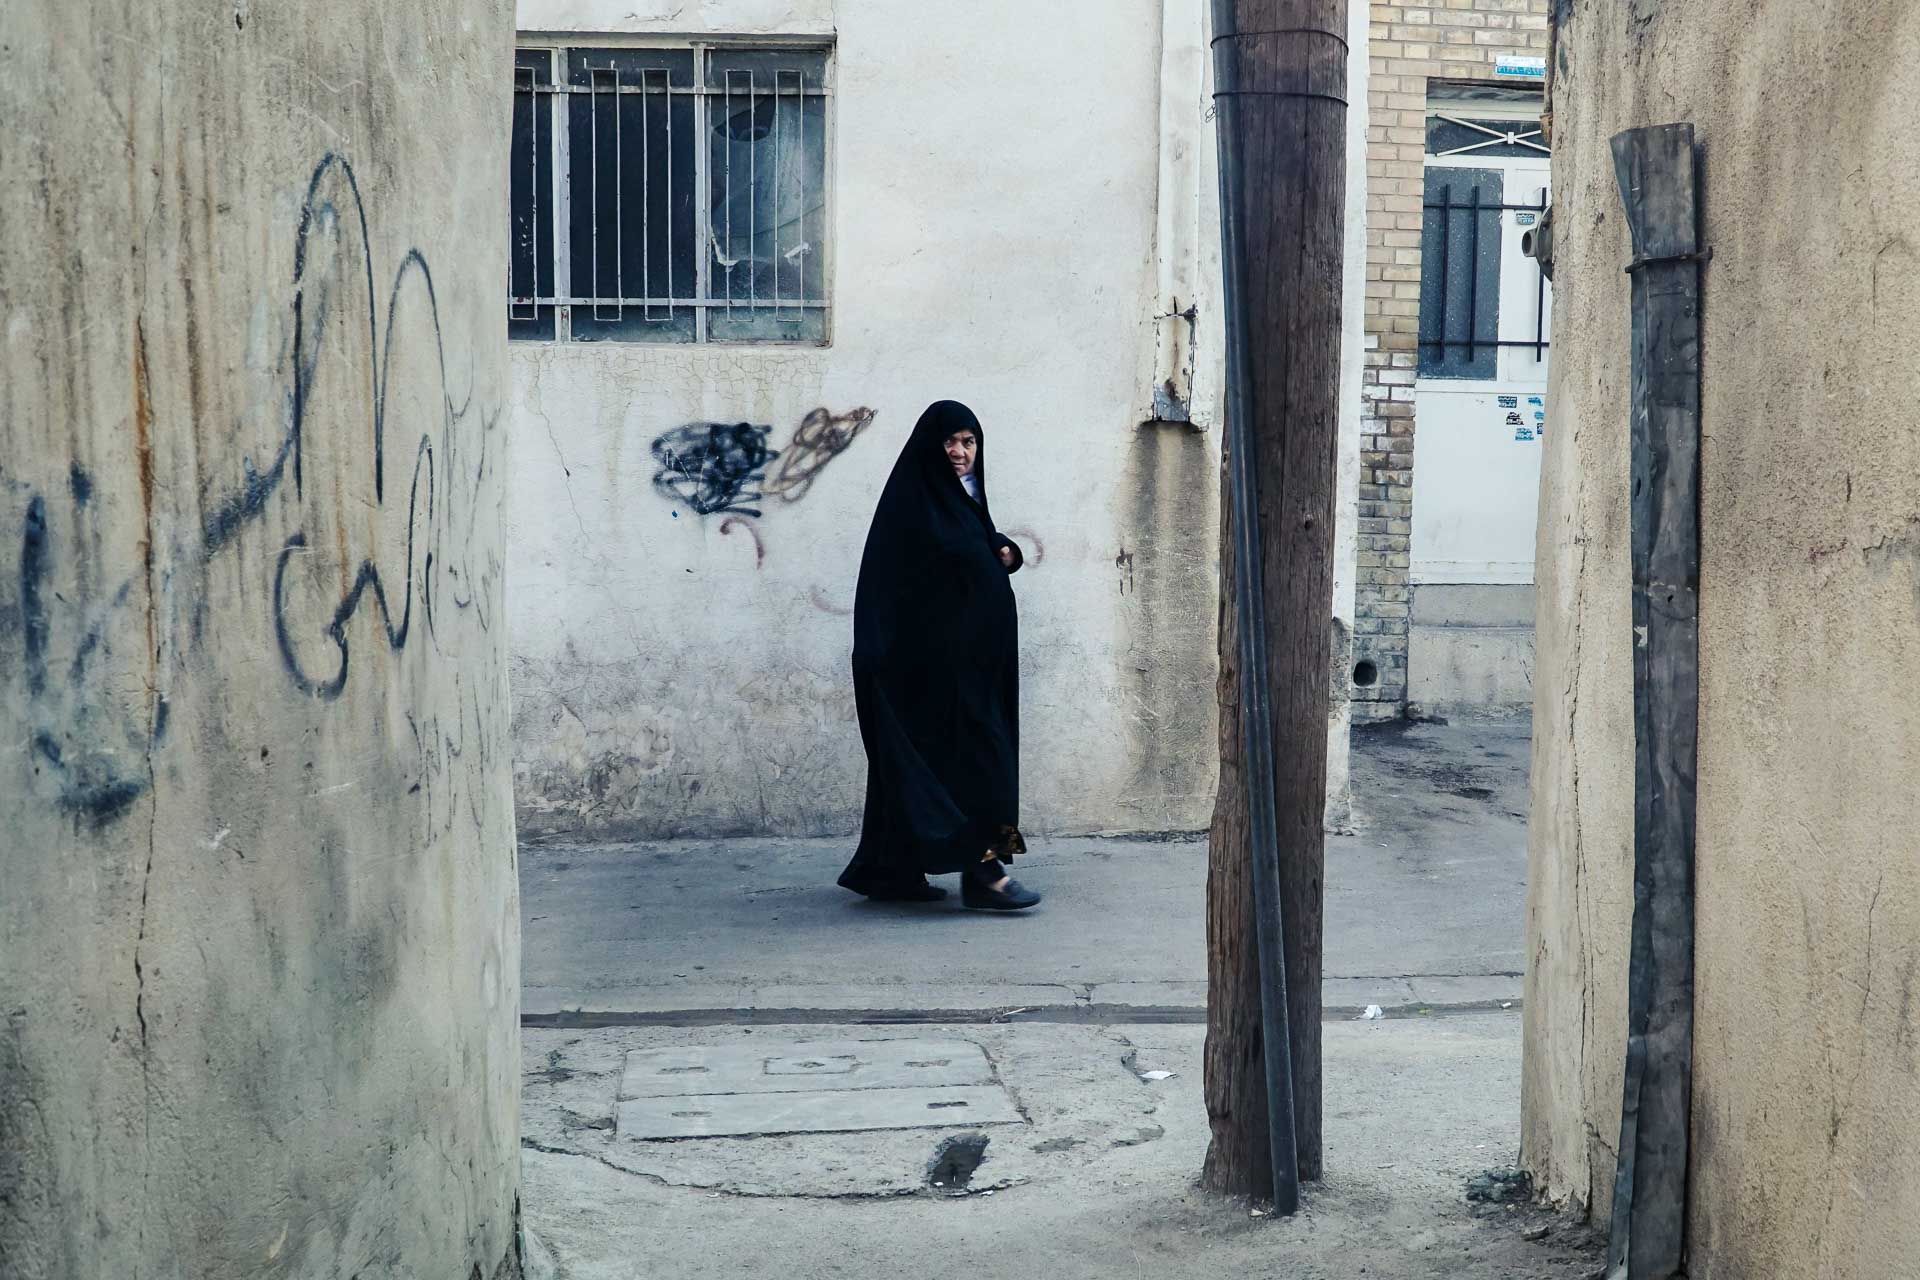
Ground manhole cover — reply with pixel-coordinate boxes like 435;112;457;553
615;1037;1024;1141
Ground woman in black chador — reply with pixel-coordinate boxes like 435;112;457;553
836;401;1042;911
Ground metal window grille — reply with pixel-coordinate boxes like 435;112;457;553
1418;116;1552;379
1426;114;1550;161
1418;179;1551;377
509;43;831;344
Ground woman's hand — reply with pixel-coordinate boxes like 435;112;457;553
997;545;1015;569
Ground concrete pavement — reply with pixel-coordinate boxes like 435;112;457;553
520;718;1532;1021
515;718;1603;1278
521;1014;1602;1279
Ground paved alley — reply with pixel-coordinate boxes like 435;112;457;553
518;719;1597;1278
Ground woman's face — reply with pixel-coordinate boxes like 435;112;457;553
944;430;979;478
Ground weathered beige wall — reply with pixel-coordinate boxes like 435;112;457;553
0;4;520;1277
1522;2;1920;1272
507;0;1228;841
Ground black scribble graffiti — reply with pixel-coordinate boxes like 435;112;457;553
1116;547;1136;595
651;422;777;516
764;406;875;502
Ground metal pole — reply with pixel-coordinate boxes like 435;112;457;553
1208;0;1301;1217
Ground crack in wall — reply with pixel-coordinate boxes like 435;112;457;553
519;357;649;664
131;295;162;1280
527;359;589;547
1563;516;1597;1213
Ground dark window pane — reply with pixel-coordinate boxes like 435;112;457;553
510;49;556;341
567;48;698;342
1425;115;1550;160
1418;168;1503;379
707;50;828;343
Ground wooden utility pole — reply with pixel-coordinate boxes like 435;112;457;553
1202;0;1348;1206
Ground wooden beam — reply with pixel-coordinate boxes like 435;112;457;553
1606;121;1703;1280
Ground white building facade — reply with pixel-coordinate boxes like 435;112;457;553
504;0;1368;840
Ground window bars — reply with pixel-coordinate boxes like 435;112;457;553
1419;182;1551;370
509;45;830;344
1426;114;1551;160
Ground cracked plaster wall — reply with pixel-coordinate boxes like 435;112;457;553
0;3;521;1276
1521;2;1920;1272
507;0;1234;840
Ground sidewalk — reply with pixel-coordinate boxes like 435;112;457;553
520;718;1533;1022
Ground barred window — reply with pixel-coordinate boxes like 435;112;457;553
510;43;831;344
1417;89;1551;380
1418;168;1507;380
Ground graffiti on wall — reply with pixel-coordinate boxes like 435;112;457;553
718;516;765;568
651;423;778;517
764;407;875;502
15;495;154;824
649;406;875;518
7;151;500;830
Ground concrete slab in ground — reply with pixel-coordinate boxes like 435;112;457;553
519;718;1533;1019
521;1012;1603;1279
613;1036;1023;1139
617;1083;1024;1140
620;1037;998;1096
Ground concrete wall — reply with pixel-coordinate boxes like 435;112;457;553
1522;3;1920;1272
1407;584;1534;719
1325;0;1372;832
508;0;1237;840
0;5;520;1277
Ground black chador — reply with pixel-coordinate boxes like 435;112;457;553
836;402;1039;910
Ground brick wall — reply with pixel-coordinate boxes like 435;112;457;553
1352;0;1550;720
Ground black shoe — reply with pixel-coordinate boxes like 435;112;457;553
840;870;948;902
962;877;1042;911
